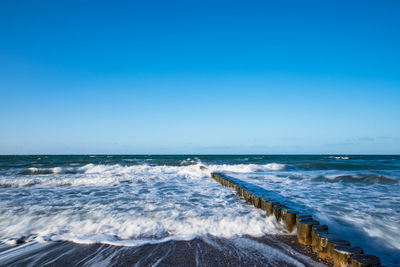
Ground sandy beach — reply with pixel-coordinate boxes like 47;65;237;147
1;234;327;267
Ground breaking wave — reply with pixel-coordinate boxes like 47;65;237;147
1;163;286;188
0;162;286;249
1;156;399;266
321;174;399;184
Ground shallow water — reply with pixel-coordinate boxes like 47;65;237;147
0;155;399;266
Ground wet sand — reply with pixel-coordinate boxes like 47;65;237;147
0;234;327;267
266;234;333;266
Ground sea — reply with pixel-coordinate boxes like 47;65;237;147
0;155;399;266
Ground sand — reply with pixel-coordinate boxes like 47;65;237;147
1;234;327;267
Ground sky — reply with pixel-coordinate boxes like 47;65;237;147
0;0;399;154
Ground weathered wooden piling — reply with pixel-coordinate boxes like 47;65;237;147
351;254;381;267
297;219;320;245
252;195;262;208
296;214;313;222
237;187;243;197
281;209;297;233
311;229;328;253
295;215;313;232
326;239;351;261
244;191;252;204
209;172;383;266
332;246;363;267
265;201;279;216
318;234;340;259
273;204;286;221
260;198;270;211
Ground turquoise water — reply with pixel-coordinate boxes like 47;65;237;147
0;155;399;266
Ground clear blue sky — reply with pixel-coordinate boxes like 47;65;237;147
0;0;399;154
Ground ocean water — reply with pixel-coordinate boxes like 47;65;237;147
0;155;399;266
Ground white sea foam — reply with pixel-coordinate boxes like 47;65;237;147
232;170;400;261
1;160;399;266
0;163;285;248
205;163;285;173
328;156;349;160
1;162;286;188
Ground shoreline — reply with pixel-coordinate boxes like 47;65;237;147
266;234;332;266
0;235;326;267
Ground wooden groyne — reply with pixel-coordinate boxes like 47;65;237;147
210;172;383;267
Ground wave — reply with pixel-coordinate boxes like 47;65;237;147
207;163;286;173
2;215;282;247
1;163;397;189
179;158;198;166
16;164;152;176
1;159;399;265
320;174;399;184
295;161;398;171
18;167;85;175
0;163;286;188
0;165;284;248
16;162;286;175
44;215;282;247
327;156;350;160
